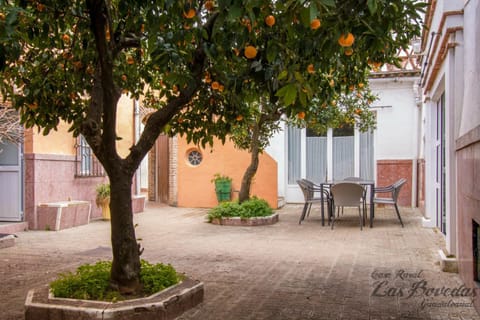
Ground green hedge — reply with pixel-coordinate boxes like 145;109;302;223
207;197;273;222
50;260;182;301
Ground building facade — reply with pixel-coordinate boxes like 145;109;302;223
419;0;480;311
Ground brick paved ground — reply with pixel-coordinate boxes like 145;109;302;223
1;203;479;320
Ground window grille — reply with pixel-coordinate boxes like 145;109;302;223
75;135;105;177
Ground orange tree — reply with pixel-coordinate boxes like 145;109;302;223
0;0;425;293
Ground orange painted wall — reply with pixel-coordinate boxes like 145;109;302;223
28;94;134;157
28;122;75;155
116;95;134;158
176;137;278;209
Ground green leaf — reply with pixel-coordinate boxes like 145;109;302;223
275;84;297;106
320;0;336;7
367;0;378;14
278;70;288;80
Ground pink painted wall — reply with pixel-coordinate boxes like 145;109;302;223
456;135;480;311
176;138;278;209
24;153;106;229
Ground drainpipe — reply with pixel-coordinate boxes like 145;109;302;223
134;100;140;196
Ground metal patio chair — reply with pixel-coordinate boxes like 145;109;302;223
373;178;407;227
297;179;332;224
330;182;365;230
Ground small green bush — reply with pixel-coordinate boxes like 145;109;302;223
207;197;273;222
50;260;182;301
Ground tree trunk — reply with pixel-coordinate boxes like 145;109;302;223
238;122;261;203
108;170;141;294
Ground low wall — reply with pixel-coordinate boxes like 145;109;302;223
376;159;413;207
36;201;91;231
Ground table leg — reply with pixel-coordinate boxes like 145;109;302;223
320;185;325;226
370;183;374;228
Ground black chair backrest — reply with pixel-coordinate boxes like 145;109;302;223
392;178;407;202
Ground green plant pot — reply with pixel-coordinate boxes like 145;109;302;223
215;180;231;202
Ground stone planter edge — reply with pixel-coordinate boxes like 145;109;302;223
25;277;204;320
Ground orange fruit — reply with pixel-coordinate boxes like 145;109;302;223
344;47;353;56
338;33;355;47
348;84;355;91
0;13;5;21
307;64;315;74
211;81;220;90
297;111;306;119
244;45;257;59
28;102;38;110
183;8;196;19
218;84;224;92
310;19;321;30
105;28;111;41
172;85;178;93
37;3;45;11
265;15;275;27
62;34;70;43
357;82;364;89
236;115;243;121
354;108;362;115
121;74;127;81
73;61;83;69
126;56;135;64
205;0;215;11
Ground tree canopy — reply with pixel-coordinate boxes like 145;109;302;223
0;0;425;293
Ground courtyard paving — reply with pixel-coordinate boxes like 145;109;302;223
1;203;479;320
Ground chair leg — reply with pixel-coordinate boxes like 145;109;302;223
331;206;336;230
299;203;308;224
327;200;332;225
394;203;404;227
306;203;313;217
358;207;363;230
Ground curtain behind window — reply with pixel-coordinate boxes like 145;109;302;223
306;129;327;183
287;126;301;184
333;126;354;180
359;130;374;180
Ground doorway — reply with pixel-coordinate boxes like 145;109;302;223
0;141;23;221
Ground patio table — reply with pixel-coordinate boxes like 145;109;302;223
320;179;375;228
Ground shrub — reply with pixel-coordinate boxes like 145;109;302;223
50;260;182;301
207;197;273;222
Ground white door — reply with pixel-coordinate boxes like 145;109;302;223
0;141;23;221
285;125;374;203
435;94;446;234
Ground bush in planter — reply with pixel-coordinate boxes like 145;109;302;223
95;183;110;220
50;260;182;301
211;173;232;202
207;197;273;222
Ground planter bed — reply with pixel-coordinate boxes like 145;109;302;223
25;277;203;320
0;233;16;249
211;212;279;226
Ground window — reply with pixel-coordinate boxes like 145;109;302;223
186;149;202;166
75;135;105;177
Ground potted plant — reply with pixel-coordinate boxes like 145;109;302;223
95;183;110;220
211;173;232;203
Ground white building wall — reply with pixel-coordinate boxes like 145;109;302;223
459;0;480;137
370;78;419;160
420;0;465;255
265;125;286;202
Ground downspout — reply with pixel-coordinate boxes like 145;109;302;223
134;100;141;196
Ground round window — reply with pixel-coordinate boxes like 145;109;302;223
187;149;203;166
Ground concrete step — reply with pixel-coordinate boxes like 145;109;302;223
0;221;28;234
